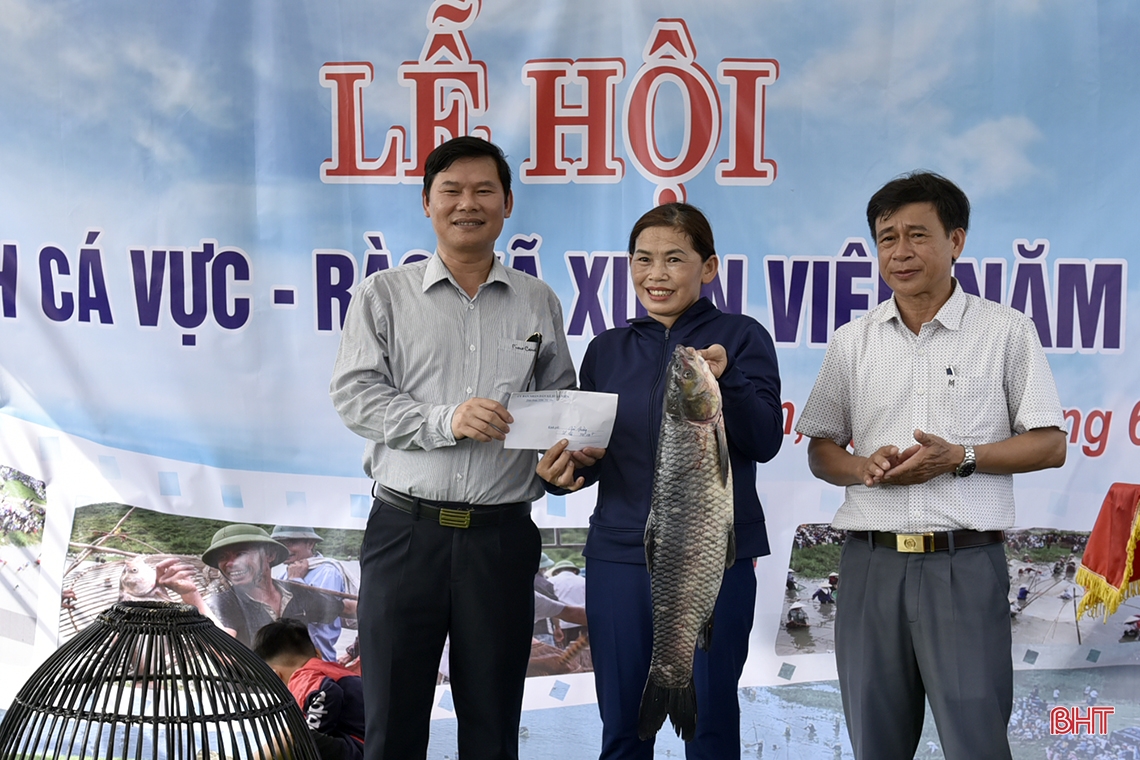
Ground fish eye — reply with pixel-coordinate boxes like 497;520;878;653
683;369;695;380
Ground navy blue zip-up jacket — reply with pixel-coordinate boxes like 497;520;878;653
572;298;784;565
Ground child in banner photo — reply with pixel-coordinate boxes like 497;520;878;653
536;202;784;759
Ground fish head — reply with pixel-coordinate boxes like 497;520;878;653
118;556;158;597
663;345;722;422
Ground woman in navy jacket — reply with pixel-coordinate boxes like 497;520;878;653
538;203;783;760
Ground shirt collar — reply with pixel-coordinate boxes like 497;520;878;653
933;279;967;330
235;579;292;615
422;252;514;295
874;279;966;331
276;579;294;610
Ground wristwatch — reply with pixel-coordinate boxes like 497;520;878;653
954;445;976;478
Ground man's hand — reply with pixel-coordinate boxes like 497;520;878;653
154;558;200;596
537;439;606;491
153;558;227;630
554;603;588;627
284;559;310;580
452;397;513;442
881;429;962;485
857;444;909;487
338;637;360;667
697;344;728;378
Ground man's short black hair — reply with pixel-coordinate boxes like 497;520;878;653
423;136;512;198
866;171;970;240
253;618;317;661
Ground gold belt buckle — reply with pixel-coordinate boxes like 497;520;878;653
896;532;935;553
438;507;472;529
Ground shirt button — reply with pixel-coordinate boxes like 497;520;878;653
455;473;464;480
468;303;475;310
466;387;473;394
917;387;926;396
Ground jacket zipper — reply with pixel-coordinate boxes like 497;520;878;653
647;326;671;463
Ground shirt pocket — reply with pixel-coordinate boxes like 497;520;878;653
492;338;539;404
951;375;1008;443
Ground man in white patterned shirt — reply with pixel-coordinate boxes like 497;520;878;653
330;136;583;760
797;172;1066;760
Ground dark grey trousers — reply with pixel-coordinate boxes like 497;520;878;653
357;500;540;760
835;535;1013;760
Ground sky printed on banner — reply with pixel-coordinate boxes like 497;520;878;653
0;0;1137;481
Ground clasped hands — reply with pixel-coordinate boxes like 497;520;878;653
859;429;965;487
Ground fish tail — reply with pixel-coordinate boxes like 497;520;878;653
638;677;697;742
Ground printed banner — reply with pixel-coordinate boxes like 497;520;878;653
2;1;1139;756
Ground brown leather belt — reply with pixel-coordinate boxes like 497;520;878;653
374;485;529;529
849;529;1005;553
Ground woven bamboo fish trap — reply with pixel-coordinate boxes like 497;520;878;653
0;601;319;760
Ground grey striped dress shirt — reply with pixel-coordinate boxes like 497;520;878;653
330;253;577;505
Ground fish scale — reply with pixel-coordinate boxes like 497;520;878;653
639;345;735;742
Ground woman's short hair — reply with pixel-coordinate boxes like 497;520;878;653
627;202;716;261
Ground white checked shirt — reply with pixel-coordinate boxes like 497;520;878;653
330;254;576;505
796;283;1064;532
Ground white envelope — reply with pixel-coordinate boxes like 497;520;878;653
503;390;619;450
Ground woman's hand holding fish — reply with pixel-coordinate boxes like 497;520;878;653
537;439;605;491
696;344;727;378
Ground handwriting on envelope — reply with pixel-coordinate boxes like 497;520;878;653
503;390;619;450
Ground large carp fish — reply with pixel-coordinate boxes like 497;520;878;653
639;344;735;742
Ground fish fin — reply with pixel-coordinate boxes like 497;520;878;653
638;679;669;740
697;614;714;651
638;678;697;742
716;421;730;487
644;517;656;573
725;528;737;570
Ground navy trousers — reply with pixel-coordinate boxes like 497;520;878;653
357;500;540;760
585;556;756;760
835;537;1013;760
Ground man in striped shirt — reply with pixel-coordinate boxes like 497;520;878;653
330;136;582;760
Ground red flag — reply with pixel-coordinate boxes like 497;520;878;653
1076;482;1140;621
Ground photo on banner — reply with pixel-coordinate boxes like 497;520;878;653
0;466;46;647
59;504;593;681
60;503;363;662
777;524;1140;656
530;527;591;678
2;0;1140;751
